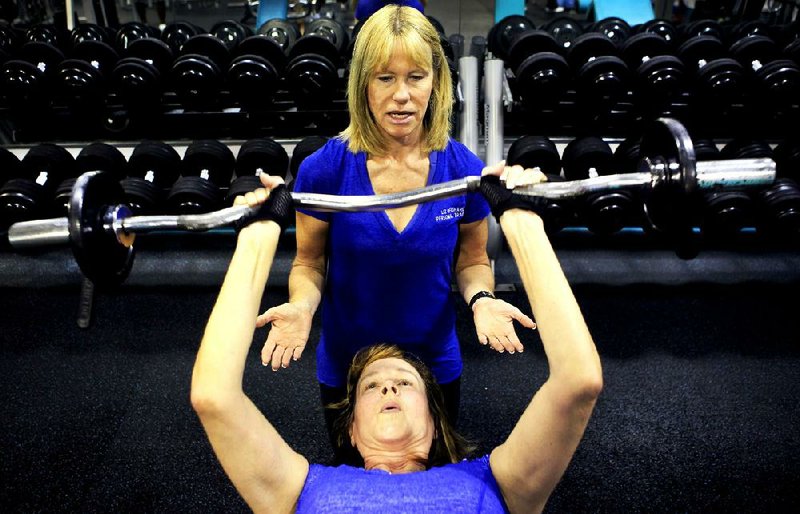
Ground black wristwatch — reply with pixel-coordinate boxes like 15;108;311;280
468;290;496;309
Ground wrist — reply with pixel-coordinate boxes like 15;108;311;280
468;290;496;311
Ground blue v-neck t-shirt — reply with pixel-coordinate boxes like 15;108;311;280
293;138;490;387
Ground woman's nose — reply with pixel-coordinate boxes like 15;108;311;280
392;82;410;102
381;384;398;395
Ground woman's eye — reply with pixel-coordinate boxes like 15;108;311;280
400;380;411;386
377;76;392;83
365;382;377;390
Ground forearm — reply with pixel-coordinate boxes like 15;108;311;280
287;260;325;315
192;223;281;400
456;260;495;304
500;210;601;384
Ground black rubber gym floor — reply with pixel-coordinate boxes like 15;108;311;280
2;272;799;512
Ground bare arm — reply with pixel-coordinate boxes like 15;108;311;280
191;185;309;514
490;210;603;514
257;211;328;370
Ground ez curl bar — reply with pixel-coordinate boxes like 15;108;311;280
3;118;776;287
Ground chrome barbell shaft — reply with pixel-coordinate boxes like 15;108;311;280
7;158;776;250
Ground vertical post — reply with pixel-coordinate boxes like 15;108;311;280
483;57;506;262
458;56;479;154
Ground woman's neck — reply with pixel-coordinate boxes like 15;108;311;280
362;450;428;474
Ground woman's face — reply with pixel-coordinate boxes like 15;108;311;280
349;357;435;454
367;46;434;146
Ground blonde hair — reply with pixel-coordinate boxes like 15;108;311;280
340;5;453;155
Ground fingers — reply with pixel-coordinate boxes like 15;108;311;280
509;308;537;330
259;173;285;189
481;160;506;177
504;165;547;190
232;174;285;206
477;331;524;354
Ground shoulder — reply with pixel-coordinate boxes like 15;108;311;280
438;139;485;177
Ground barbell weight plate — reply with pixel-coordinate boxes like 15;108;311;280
69;171;135;287
640;118;700;259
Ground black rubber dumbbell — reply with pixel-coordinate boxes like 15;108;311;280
566;32;631;105
681;19;724;41
257;18;300;54
56;33;120;109
757;137;800;237
0;147;23;225
124;140;182;215
506;134;574;234
0;143;76;223
0;40;65;109
111;37;174;110
505;29;570;108
487;15;535;62
619;32;686;103
160;21;204;55
227;34;287;110
169;33;230;110
114;21;160;53
612;133;642;174
0;22;24;64
210;19;253;52
590;16;631;45
168;140;235;214
290;135;329;185
541;15;584;51
284;18;349;107
226;137;290;205
677;34;744;104
562;135;636;235
637;19;679;45
729;34;800;109
53;142;128;216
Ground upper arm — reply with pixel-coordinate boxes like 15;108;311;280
489;381;599;514
195;394;309;514
293;211;329;271
455;218;490;272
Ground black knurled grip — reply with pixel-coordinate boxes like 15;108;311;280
235;184;295;232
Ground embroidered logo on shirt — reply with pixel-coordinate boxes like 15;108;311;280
435;206;464;222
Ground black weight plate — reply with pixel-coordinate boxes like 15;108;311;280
180;34;230;68
128;140;182;188
506;135;561;176
677;35;725;72
542;15;583;50
754;59;800;100
576;55;630;100
683;19;723;40
169;53;223;109
487;15;535;61
236;138;290;178
183;139;235;186
257;18;299;53
235;35;287;72
0;59;48;106
621;32;670;69
306;18;348;53
114;21;153;52
590;17;631;45
210;19;252;51
228;55;280;109
70;39;119;71
729;35;780;68
636;55;685;98
508;29;561;71
69;171;135;287
514;52;570;105
695;58;745;98
289;34;340;67
161;21;202;55
567;32;618;68
76;142;128;179
285;53;339;103
641;19;678;44
125;38;174;72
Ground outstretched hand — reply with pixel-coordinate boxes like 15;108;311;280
472;297;536;353
256;302;313;370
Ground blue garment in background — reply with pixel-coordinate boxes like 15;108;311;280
296;455;510;513
293;138;489;387
355;0;425;21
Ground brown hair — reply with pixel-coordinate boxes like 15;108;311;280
339;5;453;156
330;344;475;468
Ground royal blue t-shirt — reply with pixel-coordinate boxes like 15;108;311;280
296;455;510;513
293;138;490;387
